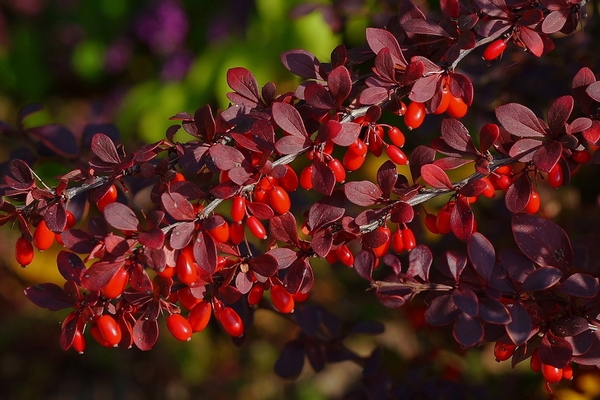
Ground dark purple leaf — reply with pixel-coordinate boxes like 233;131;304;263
551;315;591;338
541;9;568;34
479;297;511;324
500;249;536;284
467;232;495;285
424;294;459;326
45;202;68;233
406;244;432;281
304;82;336;110
402;18;452;37
390;201;414;224
558;273;599;298
344;180;382;206
161;192;196;221
365;28;406;67
91;133;120;164
274;339;306;379
547;95;573;135
103;202;139;231
248;253;278;277
328;66;352;107
495;103;546;137
505;173;532;213
333;122;361;146
453;312;483;347
409;145;436;182
316;120;342;143
267;247;298;270
520;266;562;291
312;157;336;196
354;249;375;282
512;213;573;273
311;228;333;258
280;49;323;80
130;263;153;293
532;141;562;172
359;87;389;105
567;331;593;356
506;302;532;345
272;102;308;138
61;228;97;254
57;251;86;285
29;124;79;158
451;196;474;242
24;283;73;311
539;331;573;368
409;74;440;103
377;160;398;196
246;201;275;220
209;144;245;171
452;286;478;317
194;105;216;142
439;250;467;282
509;138;541;162
283;258;313;294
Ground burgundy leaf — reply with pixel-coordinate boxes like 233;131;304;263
91;133;121;164
441;118;474;153
133;318;159;351
406;244;432;281
312;157;336;196
333;122;361;146
280;49;323;80
275;135;312;155
138;228;165;249
409;145;436;182
246;201;275;220
61;228;97;254
374;47;395;82
505;173;532;213
541;10;568;34
586;81;600;102
365;27;406;67
547;95;574;135
267;247;298;270
520;266;563;291
458;178;488;197
409;74;440;103
130;263;153;293
500;249;536;284
81;260;124;291
512;213;573;273
495;103;546;137
209;144;245;171
451;196;474;242
452;286;479;317
161;192;196;221
390;201;414;224
193;231;218;275
307;190;345;231
467;232;495;285
248;253;278;277
402;18;451;37
439;250;467;282
24;283;73;311
103;202;139;231
506;302;532;345
305;82;336;110
509;138;541;162
270;212;299;245
194;104;216;142
57;251;86;285
169;221;195;249
359;87;389;105
539;331;573;368
272;102;308;138
420;164;453;189
226;67;260;106
283;258;313;294
557;273;599;298
532;141;562;172
453;312;483;347
354;250;375;281
316;120;342;143
311;228;333;258
479;123;500;153
377;160;398;195
328;66;352;107
518;27;543;57
45;202;67;233
425;294;459;326
344;180;383;206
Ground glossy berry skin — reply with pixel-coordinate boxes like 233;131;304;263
177;287;203;310
541;363;563;384
230;222;245;245
548;163;564;188
436;204;453;235
101;267;129;299
424;213;440;234
279;165;299;192
431;90;450;115
371;226;391;257
300;165;314;190
96;184;118;212
15;237;34;266
72;328;86;354
270;186;291;214
96;315;122;347
176;249;198;285
530;348;542;372
188;301;212;332
392;229;404;253
270;285;295;314
167;314;193;341
336;245;354;266
404;102;426;130
247;216;267;240
231;196;246;223
480;177;495;198
401;228;416;251
483;39;507;61
247;284;264;306
33;220;55;251
493;342;516;362
388;126;405;147
217;306;244;337
328;158;346;183
562;363;573;380
208;222;230;243
446;95;468;118
572;149;591;164
524;191;541;214
386;145;408;165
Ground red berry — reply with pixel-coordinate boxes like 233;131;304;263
385;145;408;165
541;363;563;384
343;150;366;171
271;284;295;314
336;245;354;266
348;138;368;156
401;228;416;251
208;222;230;243
446;95;468;118
436;203;454;235
548;163;564;188
493;341;516;362
495;165;512;176
279;165;299;192
96;315;122;347
72;328;86;354
572;149;591;164
496;174;512;192
247;284;264;306
188;301;212;332
270;186;291;214
431;89;450;115
176;248;198;285
328;158;346;183
483;39;507;61
217;306;244;337
253;186;270;205
300;165;314;190
96;184;117;212
368;127;384;156
424;213;440;234
562;363;573;380
15;237;34;266
524;190;541;214
530;348;542;372
392;229;405;253
230;221;245;244
166;314;193;341
231;196;246;223
101;267;129;299
33;219;55;251
405;102;426;130
371;226;391;257
177;287;203;310
247;216;267;240
388;126;406;148
170;172;186;184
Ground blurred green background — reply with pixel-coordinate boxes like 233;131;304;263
2;0;600;399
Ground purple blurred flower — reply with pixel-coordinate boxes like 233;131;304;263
161;51;193;81
104;38;133;74
134;0;189;56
